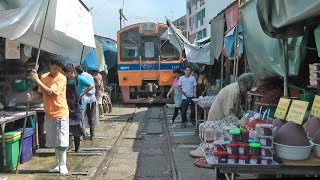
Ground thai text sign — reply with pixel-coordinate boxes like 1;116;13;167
274;98;291;119
286;100;309;125
311;95;320;117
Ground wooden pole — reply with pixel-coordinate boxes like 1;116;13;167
16;0;51;174
283;38;289;98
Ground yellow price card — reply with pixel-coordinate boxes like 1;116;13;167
311;95;320;117
286;100;309;125
274;98;292;119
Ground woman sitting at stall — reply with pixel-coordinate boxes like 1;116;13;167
196;72;210;97
64;64;94;152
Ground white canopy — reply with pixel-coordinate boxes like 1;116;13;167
0;0;95;65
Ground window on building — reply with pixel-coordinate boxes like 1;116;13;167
200;0;205;6
187;1;191;14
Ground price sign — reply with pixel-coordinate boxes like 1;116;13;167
286;100;309;125
310;95;320;117
274;98;291;119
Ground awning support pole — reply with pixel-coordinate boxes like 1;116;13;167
283;38;289;98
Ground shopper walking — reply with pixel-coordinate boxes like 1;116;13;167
92;70;105;118
27;59;69;174
64;64;94;152
177;66;197;128
75;65;99;140
167;69;183;123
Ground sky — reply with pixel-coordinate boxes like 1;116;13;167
82;0;186;40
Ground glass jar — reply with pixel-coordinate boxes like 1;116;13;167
261;146;273;157
227;143;239;155
204;127;215;143
240;129;250;143
259;135;273;146
238;155;249;164
213;151;228;163
249;143;261;156
238;143;249;155
227;155;238;164
230;129;240;143
260;156;273;164
249;155;260;164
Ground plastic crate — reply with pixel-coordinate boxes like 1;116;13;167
18;128;34;164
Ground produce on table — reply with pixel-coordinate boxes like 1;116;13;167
303;117;320;139
274;121;309;146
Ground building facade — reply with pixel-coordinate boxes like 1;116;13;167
186;0;234;43
172;15;187;38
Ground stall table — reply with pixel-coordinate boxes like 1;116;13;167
193;98;213;129
0;110;37;170
209;153;320;180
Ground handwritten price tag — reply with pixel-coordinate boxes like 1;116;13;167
286;100;309;125
274;98;291;119
310;95;320;117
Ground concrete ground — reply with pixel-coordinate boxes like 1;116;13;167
0;103;259;180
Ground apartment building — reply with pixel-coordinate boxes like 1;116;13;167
186;0;234;43
172;15;187;38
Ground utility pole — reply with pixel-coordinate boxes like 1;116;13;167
119;8;127;29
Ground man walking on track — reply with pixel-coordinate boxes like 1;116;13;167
178;66;197;128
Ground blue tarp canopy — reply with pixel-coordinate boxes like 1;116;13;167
98;37;117;68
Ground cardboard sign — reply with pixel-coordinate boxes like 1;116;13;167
311;95;320;117
286;100;309;125
274;98;291;119
5;39;20;59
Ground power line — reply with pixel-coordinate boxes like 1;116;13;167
92;0;112;16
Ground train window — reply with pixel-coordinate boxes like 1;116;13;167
120;28;140;60
160;40;179;60
141;36;158;61
144;42;155;58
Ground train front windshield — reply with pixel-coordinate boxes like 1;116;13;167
119;26;180;61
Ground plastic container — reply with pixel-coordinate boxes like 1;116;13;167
18;128;34;164
259;124;273;136
238;155;249;164
240;129;250;143
230;129;240;143
227;143;239;155
0;132;21;170
249;155;260;164
13;79;27;91
249;143;261;156
238;143;249;155
213;140;227;151
259;135;273;146
227;155;238;164
248;139;257;144
213;151;228;163
260;156;273;164
313;142;320;158
204;127;215;143
260;146;273;157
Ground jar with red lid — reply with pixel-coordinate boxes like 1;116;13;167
227;155;238;164
240;129;250;143
238;143;249;155
249;155;260;165
213;151;228;163
227;143;239;155
238;155;249;164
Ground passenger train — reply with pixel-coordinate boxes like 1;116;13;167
117;22;183;103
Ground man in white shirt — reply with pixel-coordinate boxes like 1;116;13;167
177;66;197;128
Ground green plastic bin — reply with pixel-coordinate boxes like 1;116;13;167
285;83;315;110
0;132;21;170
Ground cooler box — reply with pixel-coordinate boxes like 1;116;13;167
0;131;21;170
18;128;34;164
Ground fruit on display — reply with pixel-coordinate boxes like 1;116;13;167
257;87;283;105
274;121;309;146
303;117;320;138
